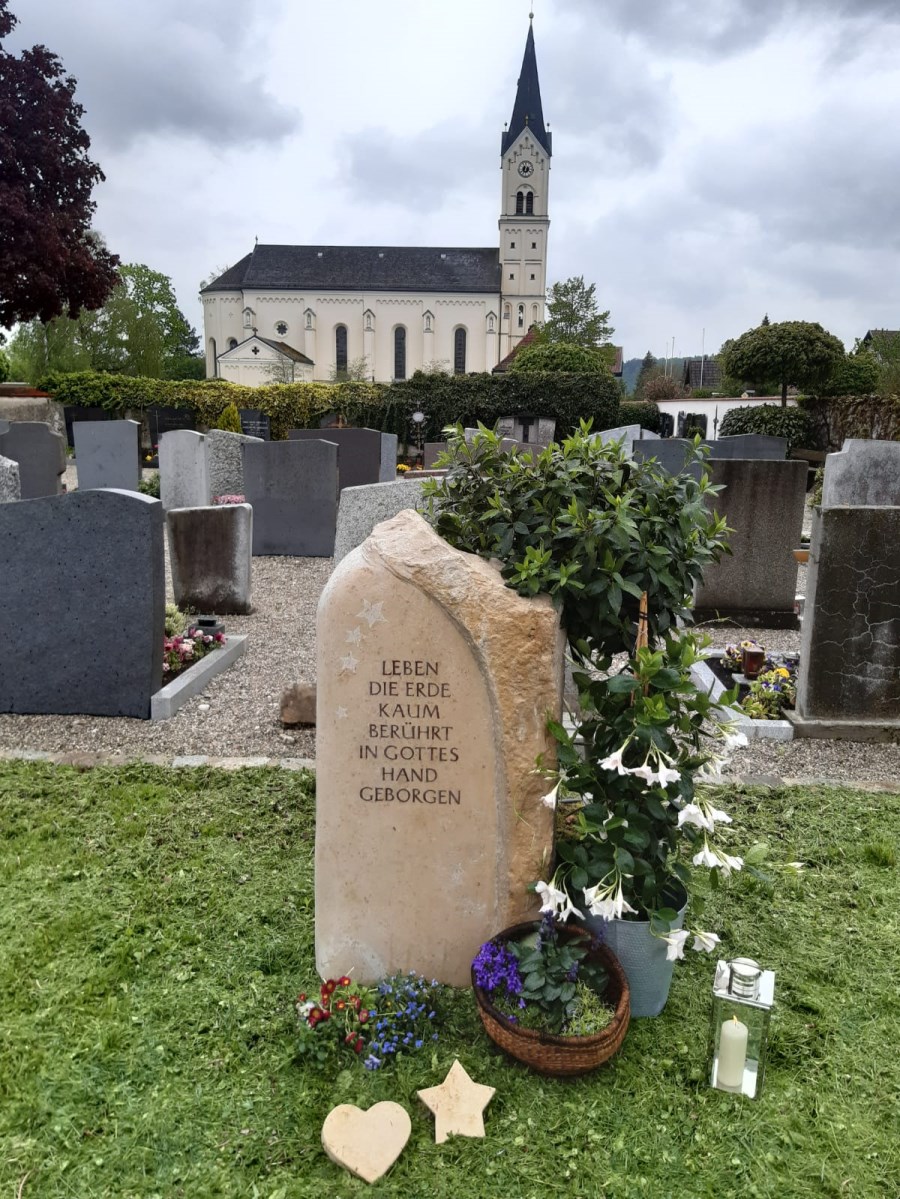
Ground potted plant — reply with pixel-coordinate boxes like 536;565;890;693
471;912;630;1076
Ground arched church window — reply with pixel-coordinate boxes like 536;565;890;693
518;305;525;329
525;192;534;215
532;304;539;324
394;326;407;380
209;337;217;377
275;321;288;337
335;325;348;374
516;191;524;215
454;328;467;375
503;304;511;322
227;337;238;350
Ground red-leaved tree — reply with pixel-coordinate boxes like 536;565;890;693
0;0;119;326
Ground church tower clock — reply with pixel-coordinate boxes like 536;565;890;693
499;16;551;359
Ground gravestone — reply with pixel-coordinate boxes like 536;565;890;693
334;479;427;564
289;427;397;489
0;490;164;717
423;441;447;469
73;419;141;491
206;429;262;499
821;439;900;507
632;435;788;475
167;504;252;614
64;404;108;448
243;439;339;556
147;405;196;448
159;429;210;510
793;506;900;739
693;459;807;625
0;454;20;502
0;392;65;439
715;434;788;459
594;425;660;453
0;421;66;498
315;509;565;985
239;408;272;440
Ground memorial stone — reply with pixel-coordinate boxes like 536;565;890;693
821;439;900;507
64;404;108;448
167;503;252;614
0;490;164;717
0;454;20;502
73;419;141;491
238;408;272;440
315;509;565;985
632;435;788;474
243;439;339;556
159;429;210;510
423;441;448;469
206;429;262;499
289;428;397;489
147;405;196;447
334;479;427;564
0;421;66;498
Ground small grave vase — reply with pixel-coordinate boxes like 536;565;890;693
741;646;766;679
707;957;775;1099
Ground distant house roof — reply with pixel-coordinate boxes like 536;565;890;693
492;325;540;373
201;244;501;296
862;329;900;349
682;356;722;390
218;335;314;365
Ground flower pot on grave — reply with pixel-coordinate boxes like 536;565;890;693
741;646;766;680
580;885;688;1018
472;921;630;1076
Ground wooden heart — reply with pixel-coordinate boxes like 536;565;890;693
321;1101;411;1184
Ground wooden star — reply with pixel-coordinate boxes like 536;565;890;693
417;1059;495;1145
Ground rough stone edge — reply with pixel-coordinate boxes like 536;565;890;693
0;749;315;771
690;655;794;742
150;635;248;721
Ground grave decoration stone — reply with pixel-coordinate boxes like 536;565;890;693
0;454;20;502
0;421;66;498
792;505;900;739
821;439;900;507
0;490;164;718
289;427;397;489
64;404;108;448
73;419;141;492
238;408;272;441
159;429;210;510
206;429;262;499
167;503;252;614
692;458;807;626
315;509;565;985
243;438;339;556
333;479;427;564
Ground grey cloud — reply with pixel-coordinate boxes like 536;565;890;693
9;0;298;150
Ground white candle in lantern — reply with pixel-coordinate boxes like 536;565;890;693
718;1015;748;1089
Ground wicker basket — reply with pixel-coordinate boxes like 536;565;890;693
472;921;631;1077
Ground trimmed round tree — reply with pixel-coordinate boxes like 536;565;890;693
719;320;845;406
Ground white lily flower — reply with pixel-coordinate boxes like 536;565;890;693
724;730;749;751
708;807;733;826
599;747;630;775
677;803;712;832
694;844;743;876
692;845;719;870
629;763;658;786
613;882;638;919
663;929;690;961
541;780;561;810
692;931;721;954
536;880;583;922
655;764;681;786
719;851;744;876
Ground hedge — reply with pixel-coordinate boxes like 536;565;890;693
617;401;662;434
718;404;815;453
800;394;900;450
39;369;621;444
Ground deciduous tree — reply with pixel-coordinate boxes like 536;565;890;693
719;320;845;406
539;276;614;349
509;340;612;375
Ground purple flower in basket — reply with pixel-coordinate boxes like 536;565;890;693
472;940;524;998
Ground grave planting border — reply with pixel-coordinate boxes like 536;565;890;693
690;651;794;743
150;635;248;721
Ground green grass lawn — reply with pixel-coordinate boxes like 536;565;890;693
1;762;898;1199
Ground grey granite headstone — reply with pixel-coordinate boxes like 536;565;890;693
423;441;447;469
0;421;66;498
73;419;140;491
594;424;660;453
795;506;900;732
821;439;900;507
159;429;210;510
0;395;65;439
333;479;428;564
167;503;252;614
693;459;808;622
0;490;164;717
288;428;397;489
633;435;788;475
715;434;788;459
206;429;262;499
243;439;339;556
0;454;20;502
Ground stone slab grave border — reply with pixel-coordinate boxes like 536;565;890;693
689;651;794;742
150;635;248;721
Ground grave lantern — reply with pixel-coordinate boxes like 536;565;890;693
707;958;775;1100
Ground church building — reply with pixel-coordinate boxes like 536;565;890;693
200;20;552;385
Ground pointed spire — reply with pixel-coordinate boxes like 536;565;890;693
502;20;551;157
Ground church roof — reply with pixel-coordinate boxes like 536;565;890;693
218;335;314;365
201;245;501;295
501;21;551;158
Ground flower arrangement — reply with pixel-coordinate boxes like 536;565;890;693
212;494;246;505
396;463;411;473
162;625;226;680
473;912;612;1035
720;644;798;720
294;972;443;1071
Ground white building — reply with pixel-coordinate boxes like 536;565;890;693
200;20;552;386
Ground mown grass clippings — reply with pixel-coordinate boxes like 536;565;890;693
1;764;898;1199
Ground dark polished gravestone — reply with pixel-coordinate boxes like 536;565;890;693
73;419;141;491
63;404;108;448
147;405;196;448
288;427;397;490
0;490;165;718
239;408;271;441
242;439;339;556
0;420;67;498
632;434;788;475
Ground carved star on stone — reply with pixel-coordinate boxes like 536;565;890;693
345;626;363;645
417;1059;496;1145
336;706;348;720
339;653;359;675
356;599;387;628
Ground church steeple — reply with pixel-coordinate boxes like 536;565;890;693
501;18;551;157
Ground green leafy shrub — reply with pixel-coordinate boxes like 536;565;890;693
692;387;714;399
617;401;661;432
800;394;900;450
718;403;814;452
508;340;613;374
138;472;160;498
818;351;880;397
213;401;242;432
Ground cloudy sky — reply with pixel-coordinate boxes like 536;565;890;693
10;0;900;359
